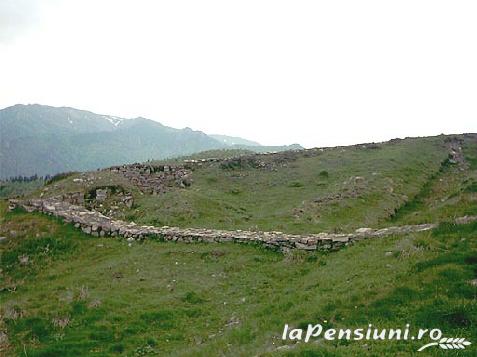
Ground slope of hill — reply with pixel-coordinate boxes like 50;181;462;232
31;134;477;234
0;104;120;140
1;195;476;355
230;143;303;153
1;133;477;355
210;134;261;146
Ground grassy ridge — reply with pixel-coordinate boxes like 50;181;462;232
387;138;477;225
130;136;449;233
37;136;452;233
2;134;475;355
0;180;45;199
1;202;476;356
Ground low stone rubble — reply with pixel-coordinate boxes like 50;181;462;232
95;135;470;198
8;198;477;252
109;163;191;194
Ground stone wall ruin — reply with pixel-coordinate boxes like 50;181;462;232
8;198;477;253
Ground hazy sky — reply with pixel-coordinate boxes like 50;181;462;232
1;0;476;147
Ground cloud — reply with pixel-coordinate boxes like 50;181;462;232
0;0;44;43
0;1;476;147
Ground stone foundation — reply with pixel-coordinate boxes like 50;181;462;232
8;198;477;252
109;163;191;194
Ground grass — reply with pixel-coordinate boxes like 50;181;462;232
31;135;476;234
157;148;255;164
129;136;450;233
1;201;476;356
2;134;476;355
463;139;477;170
386;138;477;225
388;158;454;222
0;179;45;199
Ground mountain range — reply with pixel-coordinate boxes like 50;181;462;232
0;104;301;179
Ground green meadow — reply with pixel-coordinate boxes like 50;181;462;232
1;202;476;356
1;134;476;356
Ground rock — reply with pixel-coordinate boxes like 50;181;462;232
12;197;477;253
0;236;7;243
0;331;8;344
95;189;108;202
355;227;373;234
124;196;134;208
18;255;29;265
275;345;294;351
181;176;193;187
385;251;393;257
455;215;477;224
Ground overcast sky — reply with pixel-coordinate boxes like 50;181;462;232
1;0;476;148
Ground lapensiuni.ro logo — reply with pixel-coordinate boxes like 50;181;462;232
282;323;472;352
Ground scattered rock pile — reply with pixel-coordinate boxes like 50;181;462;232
83;186;135;215
109;163;192;194
8;198;477;252
93;137;422;194
62;191;84;205
445;136;467;168
219;153;299;171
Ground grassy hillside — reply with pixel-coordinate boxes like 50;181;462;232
37;135;475;234
133;136;449;233
387;137;477;225
1;201;476;356
1;134;476;356
0;180;45;200
159;148;256;163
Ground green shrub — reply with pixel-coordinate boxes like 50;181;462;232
319;170;329;178
9;317;53;342
182;291;205;304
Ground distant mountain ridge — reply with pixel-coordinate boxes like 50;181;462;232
210;134;261;147
0;104;301;178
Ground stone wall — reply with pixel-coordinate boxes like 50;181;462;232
8;198;477;252
104;144;383;193
108;163;192;194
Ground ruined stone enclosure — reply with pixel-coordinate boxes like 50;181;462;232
108;163;192;194
9;198;477;253
18;134;476;252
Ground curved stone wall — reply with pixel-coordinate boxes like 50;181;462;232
9;198;477;252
